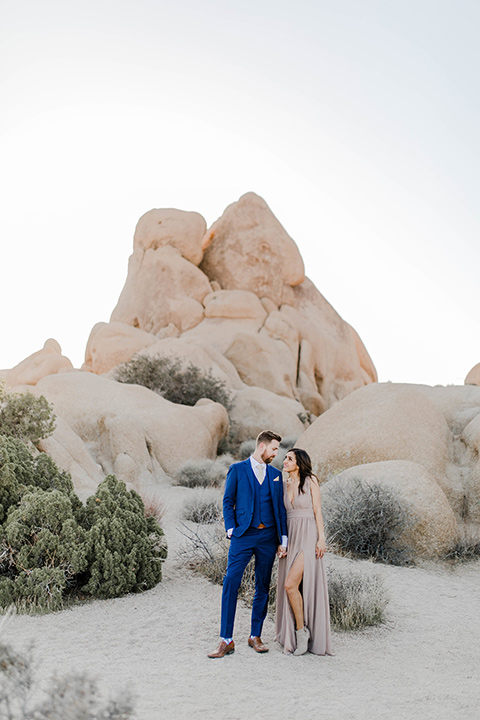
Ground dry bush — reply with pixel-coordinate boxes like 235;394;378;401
443;525;480;562
238;440;256;461
140;494;166;524
178;527;387;629
178;523;279;616
327;564;389;630
183;490;222;524
177;525;229;585
323;477;414;566
0;627;135;719
176;455;233;489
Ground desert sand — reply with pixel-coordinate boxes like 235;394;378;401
2;483;479;720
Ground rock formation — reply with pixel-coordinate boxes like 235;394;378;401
297;382;480;555
4;339;74;387
34;372;229;493
465;363;480;386
108;192;376;411
321;461;457;558
4;192;377;497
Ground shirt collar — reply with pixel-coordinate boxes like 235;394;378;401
250;456;266;470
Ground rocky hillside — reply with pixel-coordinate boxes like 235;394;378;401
2;192;376;497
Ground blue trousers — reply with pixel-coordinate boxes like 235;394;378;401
220;526;278;639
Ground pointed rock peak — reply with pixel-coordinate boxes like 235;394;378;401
200;192;305;305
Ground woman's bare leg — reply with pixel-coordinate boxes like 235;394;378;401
284;552;305;631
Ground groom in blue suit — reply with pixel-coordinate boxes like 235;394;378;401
208;430;288;658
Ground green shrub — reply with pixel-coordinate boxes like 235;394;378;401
0;437;31;522
0;636;135;719
327;564;389;630
114;354;232;409
183;491;222;524
33;452;76;495
0;488;88;611
0;441;168;611
0;436;81;524
0;382;55;444
82;475;167;599
323;477;414;566
176;455;233;488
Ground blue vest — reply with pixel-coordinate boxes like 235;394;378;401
251;475;275;528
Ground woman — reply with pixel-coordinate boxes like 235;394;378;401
276;448;333;656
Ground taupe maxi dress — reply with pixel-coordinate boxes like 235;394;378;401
276;477;333;655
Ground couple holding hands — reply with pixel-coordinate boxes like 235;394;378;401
208;430;333;658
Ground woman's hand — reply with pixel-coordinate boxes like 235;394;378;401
315;538;326;559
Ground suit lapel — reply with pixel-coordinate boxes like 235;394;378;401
266;464;275;493
243;459;255;492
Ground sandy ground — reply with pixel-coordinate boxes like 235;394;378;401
2;485;480;720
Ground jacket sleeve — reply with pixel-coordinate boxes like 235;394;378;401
278;480;288;539
223;463;238;532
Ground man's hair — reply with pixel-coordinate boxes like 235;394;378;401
256;430;282;447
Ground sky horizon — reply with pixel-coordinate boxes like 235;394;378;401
2;1;479;386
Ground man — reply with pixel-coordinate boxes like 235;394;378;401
208;430;288;658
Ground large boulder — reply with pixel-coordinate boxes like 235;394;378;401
229;386;306;443
289;280;377;407
111;244;211;335
323;461;458;558
35;372;229;492
459;415;480;523
5;339;74;387
182;316;266;355
133;207;206;266
200;192;305;305
224;332;296;398
465;363;480;386
297;383;450;484
135;336;245;390
37;416;104;501
82;321;157;375
408;385;480;523
203;289;267;322
297;382;480;526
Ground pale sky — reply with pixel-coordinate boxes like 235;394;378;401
1;0;479;385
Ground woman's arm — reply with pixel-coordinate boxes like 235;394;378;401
310;477;326;559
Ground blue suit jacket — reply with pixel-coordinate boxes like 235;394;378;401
223;459;288;542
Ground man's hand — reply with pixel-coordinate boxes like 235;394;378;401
277;545;287;558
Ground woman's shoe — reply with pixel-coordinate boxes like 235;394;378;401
293;626;310;655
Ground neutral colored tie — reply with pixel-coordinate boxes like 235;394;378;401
255;464;265;485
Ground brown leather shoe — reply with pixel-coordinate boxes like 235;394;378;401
248;636;269;653
208;640;235;658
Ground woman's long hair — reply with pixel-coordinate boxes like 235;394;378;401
288;448;318;494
